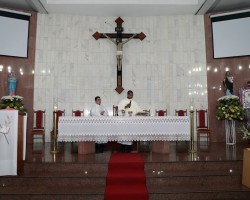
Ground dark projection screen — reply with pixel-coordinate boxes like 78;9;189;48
0;9;30;58
211;11;250;59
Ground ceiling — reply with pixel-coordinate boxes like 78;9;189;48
0;0;250;16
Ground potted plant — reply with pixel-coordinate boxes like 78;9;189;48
0;95;27;112
216;95;245;121
216;95;245;144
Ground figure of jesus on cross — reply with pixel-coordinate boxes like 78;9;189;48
103;33;137;71
93;17;146;94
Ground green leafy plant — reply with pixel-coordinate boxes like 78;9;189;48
216;95;244;121
0;95;27;112
239;125;250;140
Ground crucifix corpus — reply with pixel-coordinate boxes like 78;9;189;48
93;17;146;94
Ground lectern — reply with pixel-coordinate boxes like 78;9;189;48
242;148;250;188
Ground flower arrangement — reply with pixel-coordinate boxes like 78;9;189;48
216;95;245;121
239;125;250;140
0;95;27;112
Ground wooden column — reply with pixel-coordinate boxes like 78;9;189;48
17;112;25;175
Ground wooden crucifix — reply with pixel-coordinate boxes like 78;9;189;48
93;17;146;94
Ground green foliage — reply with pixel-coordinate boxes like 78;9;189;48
216;95;244;121
0;95;27;112
239;125;250;140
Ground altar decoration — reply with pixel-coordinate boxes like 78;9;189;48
136;110;150;116
8;71;17;96
216;95;245;144
0;95;27;112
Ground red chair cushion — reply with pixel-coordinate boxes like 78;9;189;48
32;129;44;134
198;110;206;128
178;110;185;116
36;111;43;128
158;110;165;116
75;111;81;116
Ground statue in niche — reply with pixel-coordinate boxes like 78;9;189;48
223;71;233;96
8;71;17;96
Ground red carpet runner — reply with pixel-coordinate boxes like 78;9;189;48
104;153;148;200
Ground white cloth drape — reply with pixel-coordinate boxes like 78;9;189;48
58;116;190;143
0;110;27;176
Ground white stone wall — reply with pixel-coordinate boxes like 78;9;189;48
34;15;207;142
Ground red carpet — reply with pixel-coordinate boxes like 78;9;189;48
104;153;148;200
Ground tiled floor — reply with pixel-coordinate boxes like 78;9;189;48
26;141;250;164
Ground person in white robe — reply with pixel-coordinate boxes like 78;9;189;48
90;96;109;117
117;90;142;152
118;95;141;117
90;96;109;153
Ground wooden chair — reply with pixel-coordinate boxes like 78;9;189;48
155;109;167;116
55;110;65;130
175;109;187;116
196;109;211;142
113;105;118;116
175;109;188;145
51;109;65;141
31;110;46;143
72;110;84;116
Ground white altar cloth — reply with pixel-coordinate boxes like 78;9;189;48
58;116;190;142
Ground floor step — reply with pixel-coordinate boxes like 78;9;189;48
0;177;105;194
0;194;103;200
23;163;108;177
1;142;250;200
149;191;250;200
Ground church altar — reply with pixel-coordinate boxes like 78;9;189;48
0;110;27;176
57;116;190;142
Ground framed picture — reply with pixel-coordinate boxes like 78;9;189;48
242;89;250;108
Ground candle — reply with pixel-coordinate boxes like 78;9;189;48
54;104;58;111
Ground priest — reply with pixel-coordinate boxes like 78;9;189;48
118;90;142;117
117;90;142;152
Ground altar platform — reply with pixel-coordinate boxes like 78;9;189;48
1;141;250;200
26;141;249;163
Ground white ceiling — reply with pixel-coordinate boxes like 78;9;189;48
0;0;250;16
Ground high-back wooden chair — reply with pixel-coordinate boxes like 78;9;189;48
175;109;187;116
31;110;46;143
113;105;118;116
55;109;65;130
155;109;167;116
51;109;65;141
175;109;188;145
196;109;211;142
72;109;84;117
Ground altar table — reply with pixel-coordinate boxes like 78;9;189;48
58;116;190;154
